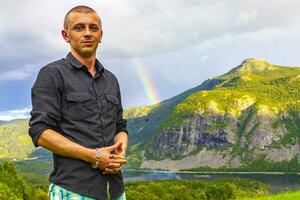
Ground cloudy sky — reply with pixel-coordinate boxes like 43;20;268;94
1;0;300;120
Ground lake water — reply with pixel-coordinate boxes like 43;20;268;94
123;170;300;193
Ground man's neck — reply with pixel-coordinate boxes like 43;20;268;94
71;50;97;76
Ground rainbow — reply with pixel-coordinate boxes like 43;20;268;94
131;58;160;105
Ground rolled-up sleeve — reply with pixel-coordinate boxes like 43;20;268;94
115;85;128;136
29;66;62;147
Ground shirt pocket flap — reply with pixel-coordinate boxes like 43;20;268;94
105;94;119;105
66;93;92;102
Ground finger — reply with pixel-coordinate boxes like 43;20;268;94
114;159;128;165
108;163;121;168
107;163;124;170
112;167;122;173
109;154;126;160
103;168;114;174
105;142;123;152
108;158;128;165
104;167;122;174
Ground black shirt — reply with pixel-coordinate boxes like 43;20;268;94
29;52;128;200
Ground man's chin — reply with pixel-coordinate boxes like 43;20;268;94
79;49;96;58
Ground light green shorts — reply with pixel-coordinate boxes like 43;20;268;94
49;183;126;200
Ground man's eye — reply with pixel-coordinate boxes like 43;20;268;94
74;26;84;31
90;26;99;32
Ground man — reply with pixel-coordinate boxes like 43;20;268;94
29;5;128;200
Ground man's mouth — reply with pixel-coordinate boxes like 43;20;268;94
82;40;94;45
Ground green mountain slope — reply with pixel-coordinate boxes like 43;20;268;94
0;119;34;159
128;58;300;171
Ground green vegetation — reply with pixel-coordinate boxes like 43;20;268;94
0;161;271;200
0;119;34;159
241;190;300;200
15;159;53;175
0;161;48;200
125;143;144;169
205;120;228;132
161;67;300;130
182;155;300;172
21;173;49;188
125;178;269;200
3;161;300;200
123;104;159;119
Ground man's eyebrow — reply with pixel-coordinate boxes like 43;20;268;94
89;23;100;27
72;23;85;27
71;23;100;27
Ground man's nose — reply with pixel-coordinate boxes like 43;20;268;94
84;28;92;37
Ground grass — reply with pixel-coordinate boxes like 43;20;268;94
240;190;300;200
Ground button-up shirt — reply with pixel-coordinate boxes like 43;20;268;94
29;52;128;200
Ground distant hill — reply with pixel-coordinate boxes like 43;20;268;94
0;120;8;125
0;119;34;159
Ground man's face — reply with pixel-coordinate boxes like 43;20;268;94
62;12;103;58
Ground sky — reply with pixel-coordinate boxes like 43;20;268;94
1;0;300;120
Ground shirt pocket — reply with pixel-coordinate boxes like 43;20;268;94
104;94;119;120
66;93;95;120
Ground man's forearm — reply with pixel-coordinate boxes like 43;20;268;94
38;129;127;173
114;131;128;152
37;129;95;163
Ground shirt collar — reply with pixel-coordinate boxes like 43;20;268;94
66;52;104;73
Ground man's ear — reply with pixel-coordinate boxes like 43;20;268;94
61;30;70;43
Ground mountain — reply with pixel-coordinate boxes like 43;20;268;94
1;58;300;173
126;58;300;171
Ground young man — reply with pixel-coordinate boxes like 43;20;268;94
29;5;128;200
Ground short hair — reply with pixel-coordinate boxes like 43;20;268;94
63;5;100;29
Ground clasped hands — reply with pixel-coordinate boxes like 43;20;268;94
93;141;127;174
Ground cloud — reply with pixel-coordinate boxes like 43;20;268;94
0;0;300;64
0;64;39;81
0;108;31;121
